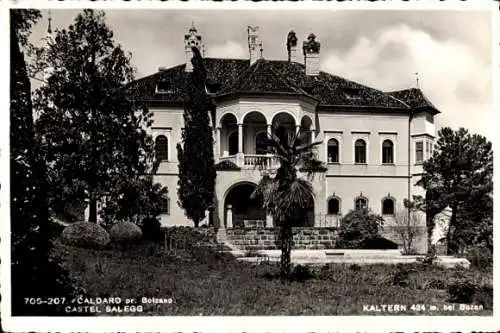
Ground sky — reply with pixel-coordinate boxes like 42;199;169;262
29;9;493;139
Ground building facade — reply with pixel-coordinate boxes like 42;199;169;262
126;26;439;252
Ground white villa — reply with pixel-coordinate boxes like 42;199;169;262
126;25;439;252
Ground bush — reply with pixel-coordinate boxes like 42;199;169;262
291;265;315;282
141;217;163;242
382;264;414;287
417;245;438;266
109;221;143;244
337;208;384;249
473;285;493;310
423;278;447;290
60;222;110;249
466;246;492;270
214;160;241;171
447;278;477;303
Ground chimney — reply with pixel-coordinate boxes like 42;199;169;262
184;23;203;72
248;26;261;66
287;30;299;63
303;33;321;76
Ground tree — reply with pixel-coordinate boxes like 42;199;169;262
177;47;216;227
34;10;162;224
252;126;322;278
393;200;425;255
417;127;493;255
10;9;75;315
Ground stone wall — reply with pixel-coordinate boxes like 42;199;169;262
226;227;338;250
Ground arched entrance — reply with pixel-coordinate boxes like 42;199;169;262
224;182;266;228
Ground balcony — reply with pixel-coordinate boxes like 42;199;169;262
219;153;280;170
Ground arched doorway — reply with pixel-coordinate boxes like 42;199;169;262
220;113;238;156
224;182;266;228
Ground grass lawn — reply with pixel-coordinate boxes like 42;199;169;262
56;240;493;316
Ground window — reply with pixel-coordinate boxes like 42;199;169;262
327;138;339;163
382;198;394;215
155;135;169;161
355;197;368;210
255;132;268;155
161;197;170;215
327;197;340;215
228;131;238;155
355;139;366;164
415;141;423;164
382;139;394;164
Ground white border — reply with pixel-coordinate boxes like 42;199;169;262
1;1;499;332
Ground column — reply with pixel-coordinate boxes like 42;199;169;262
296;124;301;134
226;205;233;229
267;124;272;137
238;123;243;153
216;127;221;158
266;213;273;228
311;128;315;143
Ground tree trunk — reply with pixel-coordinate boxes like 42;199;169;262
280;223;293;279
446;203;458;255
89;198;97;223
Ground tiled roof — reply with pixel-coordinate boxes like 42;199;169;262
388;88;439;113
125;57;438;112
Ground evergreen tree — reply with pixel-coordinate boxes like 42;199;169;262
10;9;75;315
177;47;216;227
417;127;493;254
34;10;163;223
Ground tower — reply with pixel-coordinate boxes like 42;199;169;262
184;23;203;72
247;26;261;66
43;9;55;83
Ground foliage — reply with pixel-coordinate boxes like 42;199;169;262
466;245;493;270
252;125;322;278
422;278;446;290
61;222;110;249
214;160;241;171
109;221;143;244
34;9;164;223
417;127;493;254
447;278;477;303
140;217;163;242
417;244;438;266
10;9;77;315
382;264;414;287
298;159;328;173
393;201;424;255
99;176;169;228
291;265;316;282
177;46;216;227
337;208;384;249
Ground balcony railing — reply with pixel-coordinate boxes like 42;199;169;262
219;153;280;170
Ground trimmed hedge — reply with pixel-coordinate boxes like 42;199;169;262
60;222;110;249
110;221;143;244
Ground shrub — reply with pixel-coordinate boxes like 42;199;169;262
291;265;315;282
466;246;492;270
337;208;384;249
447;278;477;303
473;284;493;310
141;217;163;242
423;278;447;290
383;264;414;287
417;245;438;266
60;222;110;249
214;160;241;171
109;221;143;244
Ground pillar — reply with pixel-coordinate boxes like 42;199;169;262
238;123;243;153
266;213;273;228
296;124;301;134
267;124;272;137
216;127;221;158
311;128;315;143
226;205;233;229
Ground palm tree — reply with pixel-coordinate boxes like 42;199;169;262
252;125;323;279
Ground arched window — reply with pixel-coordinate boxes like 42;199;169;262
327;138;339;163
382;198;395;215
228;131;238;155
155;135;169;161
355;139;366;164
382;140;394;164
355;196;368;210
255;132;268;155
327;197;340;215
161;197;170;215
